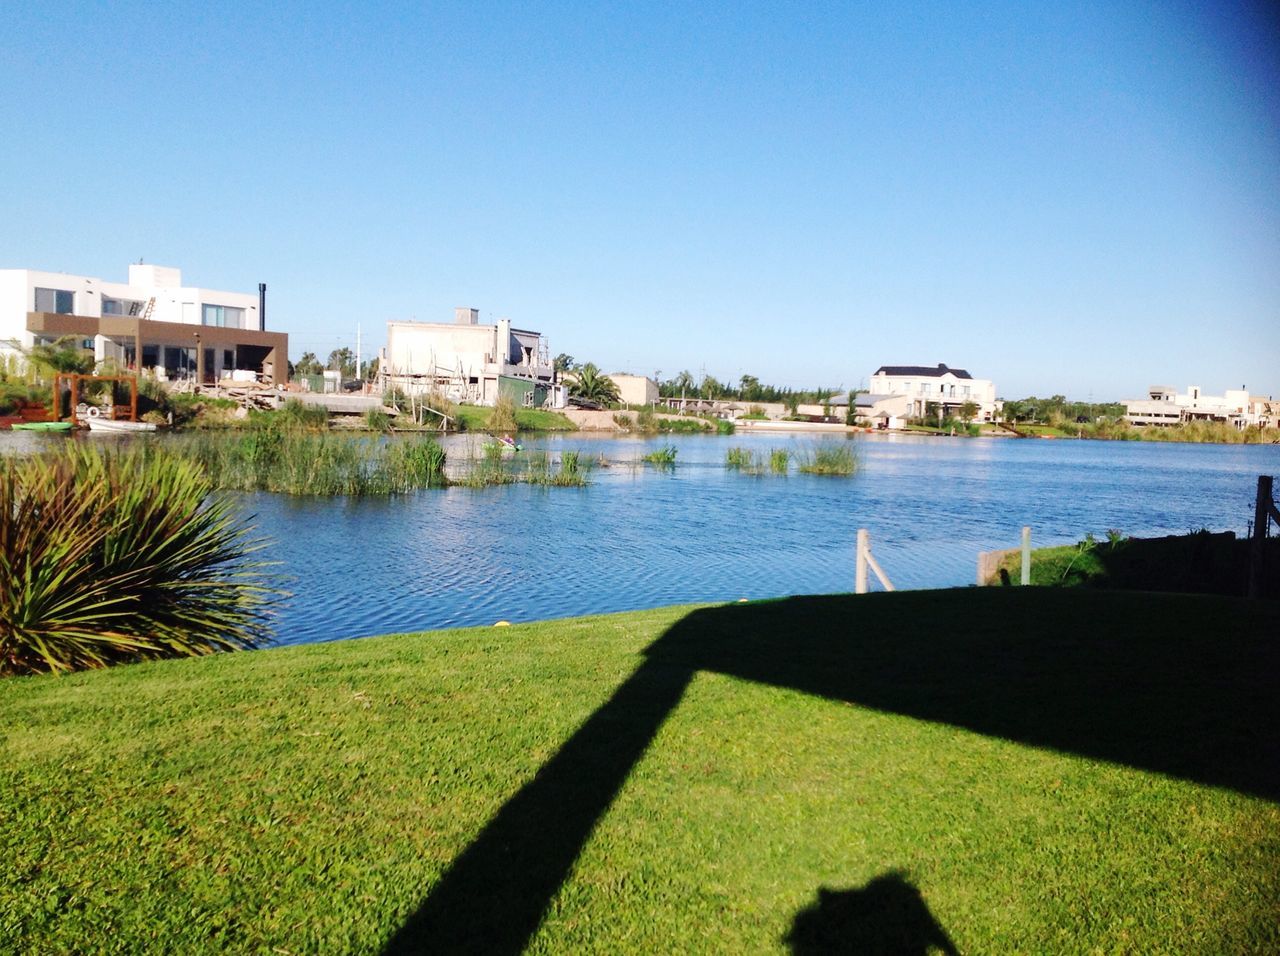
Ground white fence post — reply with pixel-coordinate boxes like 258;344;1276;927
856;529;894;593
856;528;869;595
1021;525;1032;586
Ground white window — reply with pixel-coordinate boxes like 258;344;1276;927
202;304;245;328
34;288;74;314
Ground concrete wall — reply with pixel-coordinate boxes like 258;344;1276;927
611;373;658;406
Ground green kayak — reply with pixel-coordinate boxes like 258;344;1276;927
11;421;73;432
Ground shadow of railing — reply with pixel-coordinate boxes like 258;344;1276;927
384;588;1280;953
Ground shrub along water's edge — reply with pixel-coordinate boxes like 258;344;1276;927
0;443;277;676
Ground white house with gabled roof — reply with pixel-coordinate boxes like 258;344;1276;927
867;363;1001;422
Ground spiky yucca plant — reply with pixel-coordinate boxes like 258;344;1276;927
0;444;275;676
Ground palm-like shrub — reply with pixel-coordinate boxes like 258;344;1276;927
1;445;275;676
570;364;620;405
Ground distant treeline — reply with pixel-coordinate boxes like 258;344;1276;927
656;371;840;407
1002;395;1126;423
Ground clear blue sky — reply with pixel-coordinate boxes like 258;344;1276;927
2;1;1277;399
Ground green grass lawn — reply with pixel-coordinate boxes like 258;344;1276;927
451;405;577;432
2;589;1277;953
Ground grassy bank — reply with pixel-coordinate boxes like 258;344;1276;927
3;589;1276;953
989;530;1280;598
452;405;577;433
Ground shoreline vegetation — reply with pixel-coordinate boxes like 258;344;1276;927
0;444;273;677
987;529;1280;599
2;589;1276;952
3;369;1276;443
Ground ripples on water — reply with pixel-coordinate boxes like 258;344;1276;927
4;429;1274;643
228;432;1278;645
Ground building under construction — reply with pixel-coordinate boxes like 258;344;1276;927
378;308;564;408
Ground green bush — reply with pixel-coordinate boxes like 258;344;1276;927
365;408;393;432
643;445;678;467
490;395;519;434
0;444;275;676
797;442;858;476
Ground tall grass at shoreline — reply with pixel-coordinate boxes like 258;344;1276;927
169;428;447;496
0;444;273;676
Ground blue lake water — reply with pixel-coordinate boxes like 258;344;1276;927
6;430;1276;644
237;432;1277;644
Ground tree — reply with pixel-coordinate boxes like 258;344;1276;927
671;370;696;398
959;400;979;424
553;353;576;373
294;351;322;376
25;336;95;377
569;363;620;405
739;374;762;401
327;348;356;379
700;374;724;399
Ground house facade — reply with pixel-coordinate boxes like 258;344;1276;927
380;307;560;407
854;392;913;428
1124;384;1274;429
867;364;1001;422
0;263;286;384
610;373;659;406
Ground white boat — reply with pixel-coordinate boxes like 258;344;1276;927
86;418;159;433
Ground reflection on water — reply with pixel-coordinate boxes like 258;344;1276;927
228;433;1276;645
4;429;1275;643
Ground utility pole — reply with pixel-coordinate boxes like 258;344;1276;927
356;323;362;382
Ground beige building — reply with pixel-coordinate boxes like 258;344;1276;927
380;308;561;408
610;373;658;406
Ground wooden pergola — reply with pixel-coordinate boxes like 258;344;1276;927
52;373;140;426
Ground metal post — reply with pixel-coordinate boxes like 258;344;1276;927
856;529;868;595
1021;526;1032;586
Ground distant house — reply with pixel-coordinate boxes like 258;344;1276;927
1124;384;1273;429
854;393;912;429
0;263;287;384
867;364;1001;422
609;373;658;406
379;308;562;408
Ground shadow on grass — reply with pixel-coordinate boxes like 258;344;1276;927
994;531;1280;598
384;588;1280;953
785;872;959;956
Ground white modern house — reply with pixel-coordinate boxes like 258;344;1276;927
0;263;287;384
1124;384;1274;429
866;364;1001;422
379;308;561;408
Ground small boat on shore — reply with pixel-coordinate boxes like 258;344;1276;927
11;421;74;432
86;418;159;434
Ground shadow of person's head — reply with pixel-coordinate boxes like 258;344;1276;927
785;871;958;956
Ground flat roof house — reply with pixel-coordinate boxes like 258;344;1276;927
380;307;559;408
0;263;287;385
1123;384;1271;429
867;364;1001;422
